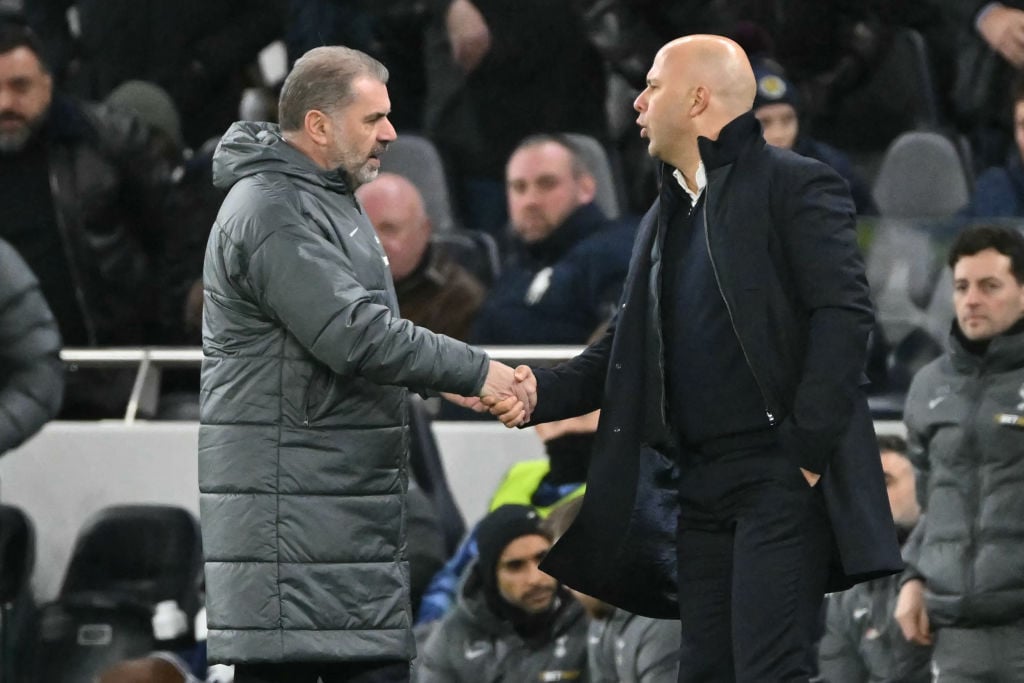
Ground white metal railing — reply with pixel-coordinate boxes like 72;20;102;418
59;346;587;423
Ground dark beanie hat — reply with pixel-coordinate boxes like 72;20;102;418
475;504;549;589
752;58;799;112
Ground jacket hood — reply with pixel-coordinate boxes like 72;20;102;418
212;121;352;194
948;317;1024;373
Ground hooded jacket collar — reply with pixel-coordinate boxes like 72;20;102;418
517;202;608;267
212;121;353;195
948;317;1024;374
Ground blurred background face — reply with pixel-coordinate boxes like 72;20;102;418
880;449;920;529
953;248;1024;341
755;103;799;149
506;141;595;244
357;174;431;281
496;534;557;614
0;46;52;154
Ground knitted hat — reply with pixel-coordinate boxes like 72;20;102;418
475;504;549;591
752;59;799;112
106;80;185;150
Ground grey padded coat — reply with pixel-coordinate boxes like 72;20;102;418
199;122;489;664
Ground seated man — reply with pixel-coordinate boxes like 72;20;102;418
0;23;170;417
415;504;589;682
751;57;877;215
470;134;636;345
956;71;1024;221
545;497;681;683
415;411;595;624
817;434;932;683
357;173;487;342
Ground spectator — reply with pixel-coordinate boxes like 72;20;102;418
357;173;486;342
0;238;62;454
751;57;878;215
422;0;608;233
0;22;170;417
943;1;1024;168
103;80;224;345
470;134;635;345
545;497;680;683
954;71;1024;221
29;0;286;148
896;224;1024;681
817;434;932;683
416;411;595;624
415;504;589;682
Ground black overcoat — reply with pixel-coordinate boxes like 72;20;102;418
533;113;903;618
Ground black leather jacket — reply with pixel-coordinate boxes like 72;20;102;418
42;95;170;344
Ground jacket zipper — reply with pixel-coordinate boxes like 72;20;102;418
701;194;775;427
49;164;99;346
959;367;985;607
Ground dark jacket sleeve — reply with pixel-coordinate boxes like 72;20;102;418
772;158;875;473
0;241;64;454
531;320;614;424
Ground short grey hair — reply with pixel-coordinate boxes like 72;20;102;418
278;46;389;131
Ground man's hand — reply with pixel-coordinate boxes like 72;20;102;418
446;0;491;73
482;365;537;427
478;361;529;427
894;578;932;645
978;4;1024;68
800;468;820;487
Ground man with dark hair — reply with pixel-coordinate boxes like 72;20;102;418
200;45;525;683
818;434;931;683
416;504;588;682
896;224;1024;681
0;21;170;416
470;134;635;345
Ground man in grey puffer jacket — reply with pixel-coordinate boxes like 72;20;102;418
200;46;525;683
416;504;589;682
0;238;63;454
895;224;1024;682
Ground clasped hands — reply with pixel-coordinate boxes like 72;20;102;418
443;361;537;427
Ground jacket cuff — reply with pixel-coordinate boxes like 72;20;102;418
778;420;827;474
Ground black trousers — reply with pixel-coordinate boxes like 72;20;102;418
675;445;832;683
233;660;410;683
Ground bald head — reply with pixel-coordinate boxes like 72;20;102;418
356;173;432;281
634;34;756;172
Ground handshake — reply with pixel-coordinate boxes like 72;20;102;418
444;361;538;427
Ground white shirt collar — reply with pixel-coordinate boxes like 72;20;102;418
672;162;706;206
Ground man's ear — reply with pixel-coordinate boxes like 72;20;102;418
577;172;597;204
304;109;330;146
690;85;710;116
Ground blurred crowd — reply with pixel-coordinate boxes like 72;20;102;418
2;1;1024;682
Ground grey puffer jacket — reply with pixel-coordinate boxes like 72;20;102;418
416;565;589;682
199;122;489;664
587;608;679;683
0;239;63;454
903;323;1024;628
